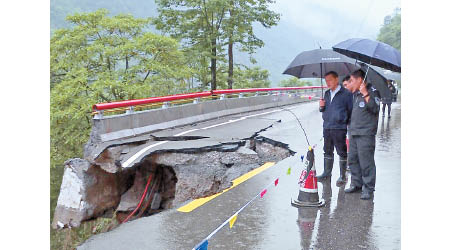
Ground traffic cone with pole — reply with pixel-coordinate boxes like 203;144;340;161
291;147;325;207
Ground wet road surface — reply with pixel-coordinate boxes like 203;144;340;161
79;100;401;250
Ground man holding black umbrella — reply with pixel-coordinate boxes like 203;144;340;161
331;37;400;200
345;69;381;200
317;71;353;185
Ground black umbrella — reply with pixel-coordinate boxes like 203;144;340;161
359;63;391;99
332;38;401;73
283;49;360;97
371;65;401;82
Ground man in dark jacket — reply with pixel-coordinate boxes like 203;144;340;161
345;69;381;200
317;71;353;185
390;80;398;102
382;80;395;118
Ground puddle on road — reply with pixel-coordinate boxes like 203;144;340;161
376;102;401;155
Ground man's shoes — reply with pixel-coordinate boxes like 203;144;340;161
388;115;391;119
336;176;346;185
360;191;373;200
336;157;347;186
345;185;362;193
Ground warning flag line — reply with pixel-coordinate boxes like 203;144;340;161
192;165;294;250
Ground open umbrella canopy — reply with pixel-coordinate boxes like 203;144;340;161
283;49;359;78
332;38;401;73
359;63;392;99
371;65;401;82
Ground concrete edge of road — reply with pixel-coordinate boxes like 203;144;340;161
92;91;321;142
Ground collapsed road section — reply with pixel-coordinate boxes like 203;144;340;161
52;118;295;229
52;88;322;230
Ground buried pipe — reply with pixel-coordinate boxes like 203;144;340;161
122;173;154;223
136;172;162;218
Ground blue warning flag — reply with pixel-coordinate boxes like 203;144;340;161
301;155;304;162
193;239;208;250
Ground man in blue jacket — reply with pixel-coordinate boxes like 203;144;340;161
317;71;353;185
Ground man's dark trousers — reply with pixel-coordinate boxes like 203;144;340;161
323;129;348;160
348;135;376;192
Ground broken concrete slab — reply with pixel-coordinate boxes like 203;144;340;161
52;158;132;229
116;169;147;212
53;135;294;229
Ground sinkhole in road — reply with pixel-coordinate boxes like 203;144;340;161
112;137;295;223
50;136;297;231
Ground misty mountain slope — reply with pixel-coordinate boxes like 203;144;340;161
50;0;158;31
51;0;395;86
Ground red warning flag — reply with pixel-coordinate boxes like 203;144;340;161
274;178;279;186
260;189;267;198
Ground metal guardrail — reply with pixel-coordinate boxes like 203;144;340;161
92;86;325;117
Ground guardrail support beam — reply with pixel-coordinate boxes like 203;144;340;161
126;106;135;114
93;110;103;119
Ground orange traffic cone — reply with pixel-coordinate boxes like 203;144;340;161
291;147;325;207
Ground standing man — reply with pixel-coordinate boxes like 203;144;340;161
342;74;351;171
345;69;381;200
317;71;353;185
382;80;394;118
390;80;398;102
342;75;351;90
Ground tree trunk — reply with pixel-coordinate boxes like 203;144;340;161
227;39;233;89
211;38;217;90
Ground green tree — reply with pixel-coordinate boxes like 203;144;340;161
279;77;313;87
50;9;191;217
377;8;401;51
154;0;229;90
223;0;279;89
232;66;271;88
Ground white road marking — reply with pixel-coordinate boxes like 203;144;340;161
200;117;246;130
122;141;168;168
174;129;199;136
242;109;281;118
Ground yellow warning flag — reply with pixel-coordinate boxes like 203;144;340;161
287;167;291;175
229;214;238;229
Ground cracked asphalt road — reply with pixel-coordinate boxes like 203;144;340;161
79;100;401;250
